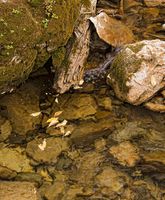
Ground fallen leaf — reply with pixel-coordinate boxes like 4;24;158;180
60;126;65;134
79;79;84;85
73;85;83;90
30;112;41;117
64;130;72;137
54;111;63;117
47;117;59;127
56;120;68;128
38;139;47;151
55;98;59;103
40;169;53;182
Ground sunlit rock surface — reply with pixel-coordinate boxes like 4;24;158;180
107;39;165;105
90;12;134;47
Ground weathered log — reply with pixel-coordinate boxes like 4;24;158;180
53;0;97;93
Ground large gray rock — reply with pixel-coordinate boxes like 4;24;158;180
107;39;165;105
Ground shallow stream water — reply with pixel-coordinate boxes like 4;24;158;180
0;75;165;200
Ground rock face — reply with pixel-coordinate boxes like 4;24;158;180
107;39;165;105
0;0;81;94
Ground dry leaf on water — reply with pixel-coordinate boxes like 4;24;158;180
30;112;41;117
60;127;65;134
47;117;59;127
64;130;72;137
38;139;47;151
56;120;68;128
54;111;63;117
55;97;59;103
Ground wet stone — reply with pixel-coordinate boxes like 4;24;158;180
109;141;140;167
142;151;165;165
15;172;43;186
43;181;65;200
58;94;97;120
97;96;112;111
0;147;32;173
0;82;42;136
70;151;104;185
110;121;147;142
95;166;130;194
71;117;116;145
26;137;69;164
0;119;12;142
94;138;107;152
0;181;40;200
0;166;17;180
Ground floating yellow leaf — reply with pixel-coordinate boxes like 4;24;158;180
56;120;68;128
38;139;47;151
60;126;65;134
47;117;59;127
55;97;59;103
64;130;72;137
30;112;41;117
54;111;63;117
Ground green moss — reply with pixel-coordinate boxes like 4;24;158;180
127;43;144;54
52;47;66;68
110;47;143;93
27;0;44;7
0;0;81;92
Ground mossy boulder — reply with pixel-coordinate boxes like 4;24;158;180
107;39;165;105
0;0;81;94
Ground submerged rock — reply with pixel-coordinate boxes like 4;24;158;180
96;167;130;194
0;82;42;135
0;181;40;200
107;39;165;105
59;94;97;120
26;137;68;164
0;118;12;142
109;141;140;167
71;117;116;145
0;147;32;173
